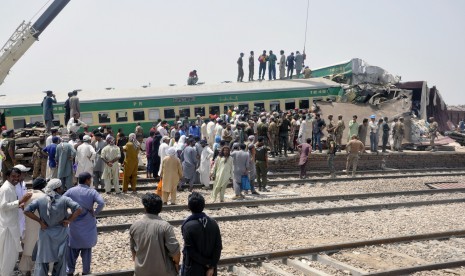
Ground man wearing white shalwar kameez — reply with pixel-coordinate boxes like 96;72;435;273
298;115;313;144
0;168;32;276
14;164;30;239
206;120;216;147
100;136;121;194
198;140;213;188
157;136;170;176
75;135;96;187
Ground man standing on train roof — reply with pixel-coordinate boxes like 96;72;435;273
237;52;244;82
41;90;57;133
248;50;255;81
258;50;267;81
267;50;277;81
294;51;304;78
1;129;16;182
279;50;286;80
286;52;295;79
69;90;80;120
64;92;73;125
188;70;198;85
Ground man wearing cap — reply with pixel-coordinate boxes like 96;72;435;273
76;135;96;187
32;134;48;180
368;115;379;153
393;117;405;152
41;91;57;133
0;168;32;276
55;137;76;191
14;164;30;239
64;172;105;275
18;178;47;275
43;136;60;178
24;179;82;276
157;136;170;177
101;136;121;194
160;147;183;204
1;129;16;182
428;117;439;152
268;117;279;157
198;140;213;189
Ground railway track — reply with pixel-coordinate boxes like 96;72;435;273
96;188;465;232
94;229;465;276
93;169;465;193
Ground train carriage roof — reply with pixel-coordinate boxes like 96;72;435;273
0;77;342;108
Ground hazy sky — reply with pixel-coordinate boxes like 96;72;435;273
1;0;464;104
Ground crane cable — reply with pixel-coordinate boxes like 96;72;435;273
303;0;310;59
28;0;53;23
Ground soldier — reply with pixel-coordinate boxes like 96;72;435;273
327;115;336;141
327;134;337;178
1;129;16;182
32;134;48;179
393;117;405;152
334;115;345;151
428;117;439;152
345;135;365;177
257;115;269;146
268;117;279;157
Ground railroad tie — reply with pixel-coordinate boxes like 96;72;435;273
312;254;368;275
260;262;295;276
284;258;332;276
231;265;259;276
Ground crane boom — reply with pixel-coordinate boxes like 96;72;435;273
0;0;71;86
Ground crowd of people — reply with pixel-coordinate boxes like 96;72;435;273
0;166;221;275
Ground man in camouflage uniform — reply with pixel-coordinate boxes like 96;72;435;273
1;129;16;181
268;117;279;157
428;117;438;152
393;117;405;152
32;134;48;179
334;115;345;152
256;116;269;146
327;114;336;141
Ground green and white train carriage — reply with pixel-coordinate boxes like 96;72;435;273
0;78;343;136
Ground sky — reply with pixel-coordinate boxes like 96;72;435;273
1;0;464;104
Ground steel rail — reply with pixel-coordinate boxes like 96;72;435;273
97;197;465;232
98;188;465;218
93;229;465;276
366;260;465;275
93;171;465;193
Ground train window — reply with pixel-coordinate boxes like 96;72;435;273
13;118;26;129
148;109;160;121
299;99;309;109
164;108;175;119
179;107;191;118
238;103;249;112
223;104;234;113
98;112;111;124
30;116;42;124
209;105;220;116
285;99;296;110
81;113;93;124
133;110;145;121
254;102;264;112
270;101;280;112
194;107;205;117
116;111;128;122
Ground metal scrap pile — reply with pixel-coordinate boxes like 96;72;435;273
14;127;47;167
410;119;429;144
445;131;465;146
